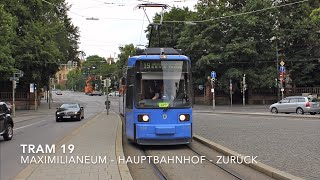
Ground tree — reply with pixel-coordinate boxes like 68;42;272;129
146;7;194;48
1;0;80;87
0;5;16;79
274;0;320;87
116;44;136;78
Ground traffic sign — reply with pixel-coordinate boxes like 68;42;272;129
211;71;216;78
280;61;285;66
198;85;204;90
280;66;285;73
10;77;19;81
279;73;283;79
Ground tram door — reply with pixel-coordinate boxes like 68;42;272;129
125;68;135;140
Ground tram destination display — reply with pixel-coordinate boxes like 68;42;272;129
139;61;186;72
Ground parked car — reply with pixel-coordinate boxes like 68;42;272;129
56;91;62;95
56;103;84;122
269;96;320;115
0;102;14;141
88;91;102;96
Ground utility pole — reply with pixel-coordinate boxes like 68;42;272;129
242;74;246;106
49;77;52;109
230;79;233;107
106;79;109;115
276;43;280;101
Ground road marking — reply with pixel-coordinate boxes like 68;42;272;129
193;112;218;115
14;120;47;130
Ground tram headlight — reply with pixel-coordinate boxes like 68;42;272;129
179;114;190;122
138;114;150;122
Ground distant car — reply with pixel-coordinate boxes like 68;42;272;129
0;102;14;141
56;103;84;122
269;96;320;115
56;91;62;95
108;91;120;96
89;91;102;96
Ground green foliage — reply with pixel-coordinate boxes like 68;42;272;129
0;0;79;87
0;5;16;79
116;44;136;77
144;0;320;90
66;55;117;92
310;7;320;24
66;69;83;91
147;7;195;48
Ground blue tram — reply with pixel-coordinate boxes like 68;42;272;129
120;48;193;145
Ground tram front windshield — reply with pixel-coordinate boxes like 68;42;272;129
135;60;191;109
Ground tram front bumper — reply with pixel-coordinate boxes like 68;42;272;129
135;123;192;145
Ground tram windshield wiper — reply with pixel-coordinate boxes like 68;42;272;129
163;93;185;111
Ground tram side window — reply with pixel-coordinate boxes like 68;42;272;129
125;68;134;109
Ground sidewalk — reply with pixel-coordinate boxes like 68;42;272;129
13;99;58;123
14;111;131;180
193;104;320;118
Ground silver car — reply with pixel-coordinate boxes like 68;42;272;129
269;96;320;115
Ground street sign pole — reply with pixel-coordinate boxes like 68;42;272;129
210;71;216;111
211;78;215;111
279;62;285;100
35;85;37;111
12;78;16;117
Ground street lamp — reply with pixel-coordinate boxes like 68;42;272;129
270;36;280;101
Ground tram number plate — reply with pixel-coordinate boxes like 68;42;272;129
158;102;169;108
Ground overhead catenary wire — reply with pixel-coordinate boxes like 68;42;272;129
160;0;310;23
139;12;146;44
42;0;310;23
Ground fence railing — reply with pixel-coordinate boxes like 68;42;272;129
0;92;28;100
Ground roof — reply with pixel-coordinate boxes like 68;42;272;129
128;55;190;67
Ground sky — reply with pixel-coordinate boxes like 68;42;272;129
65;0;198;60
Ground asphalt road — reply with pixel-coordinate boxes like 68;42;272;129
193;112;320;180
0;91;118;180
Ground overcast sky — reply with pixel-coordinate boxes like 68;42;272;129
65;0;197;59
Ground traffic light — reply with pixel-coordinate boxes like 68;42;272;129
279;73;283;79
107;78;111;87
101;79;107;87
105;100;110;109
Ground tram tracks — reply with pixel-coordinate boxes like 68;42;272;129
140;142;247;180
186;143;245;180
120;115;273;180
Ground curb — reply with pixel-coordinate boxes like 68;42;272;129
13;113;101;180
194;111;320;119
193;135;303;180
115;114;133;180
